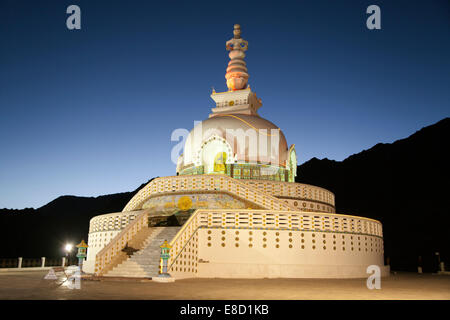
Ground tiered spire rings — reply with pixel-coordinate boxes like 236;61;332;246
225;24;249;91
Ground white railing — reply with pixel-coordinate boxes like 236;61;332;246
244;180;335;206
166;209;383;277
123;174;295;212
89;211;141;233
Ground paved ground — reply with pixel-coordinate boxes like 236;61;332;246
0;270;449;300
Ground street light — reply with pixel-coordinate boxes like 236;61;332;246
65;244;73;253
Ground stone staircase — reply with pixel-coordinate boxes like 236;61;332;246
97;226;156;276
104;226;181;278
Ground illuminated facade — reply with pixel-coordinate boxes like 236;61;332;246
83;25;389;279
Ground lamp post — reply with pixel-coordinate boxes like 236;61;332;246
76;240;88;272
153;240;175;283
64;243;73;267
160;240;171;276
435;252;442;273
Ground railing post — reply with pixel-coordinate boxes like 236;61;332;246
62;257;66;267
418;256;423;274
18;257;23;269
41;257;46;268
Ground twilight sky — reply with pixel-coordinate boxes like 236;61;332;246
0;0;449;209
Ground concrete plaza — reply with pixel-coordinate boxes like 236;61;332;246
0;270;448;300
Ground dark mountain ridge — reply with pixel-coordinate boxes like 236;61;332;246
0;180;153;259
297;117;449;272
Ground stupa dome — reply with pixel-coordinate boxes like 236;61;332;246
175;25;297;182
181;114;289;172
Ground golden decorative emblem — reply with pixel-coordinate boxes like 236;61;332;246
229;100;234;106
214;152;227;173
178;196;193;211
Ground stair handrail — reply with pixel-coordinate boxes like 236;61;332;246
94;209;150;275
166;208;203;270
221;174;296;211
169;209;201;247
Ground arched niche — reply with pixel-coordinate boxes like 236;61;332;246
199;135;233;174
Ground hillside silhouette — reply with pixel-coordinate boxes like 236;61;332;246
297;118;449;272
0;180;153;259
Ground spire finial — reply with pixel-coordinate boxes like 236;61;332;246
225;24;249;91
233;24;241;39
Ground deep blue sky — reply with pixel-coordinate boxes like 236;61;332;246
0;0;449;209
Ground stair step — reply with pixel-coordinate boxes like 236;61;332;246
104;226;181;278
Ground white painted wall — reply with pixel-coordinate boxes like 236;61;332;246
83;211;143;274
193;228;386;279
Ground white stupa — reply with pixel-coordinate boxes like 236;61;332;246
82;25;389;280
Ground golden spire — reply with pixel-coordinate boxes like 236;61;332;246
225;24;249;91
